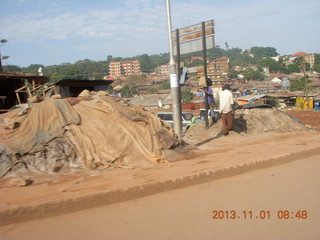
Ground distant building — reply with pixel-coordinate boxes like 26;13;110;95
208;57;229;73
290;52;315;68
156;64;170;77
207;56;229;85
188;56;210;63
109;60;141;78
271;56;281;61
155;62;185;78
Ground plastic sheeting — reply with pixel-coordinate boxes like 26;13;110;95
0;99;80;155
64;96;176;169
0;96;178;176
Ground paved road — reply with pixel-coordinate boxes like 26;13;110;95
1;155;320;240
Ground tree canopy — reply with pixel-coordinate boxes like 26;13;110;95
2;46;318;84
250;46;278;58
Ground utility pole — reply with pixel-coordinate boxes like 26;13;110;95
302;61;309;110
202;21;209;129
166;0;182;142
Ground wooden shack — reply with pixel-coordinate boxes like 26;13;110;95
0;72;49;112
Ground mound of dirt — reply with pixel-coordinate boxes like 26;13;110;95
187;108;312;137
0;96;179;177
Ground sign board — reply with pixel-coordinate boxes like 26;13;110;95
172;20;215;55
173;36;215;55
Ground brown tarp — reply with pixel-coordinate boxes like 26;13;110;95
0;96;178;176
64;96;175;168
0;99;80;155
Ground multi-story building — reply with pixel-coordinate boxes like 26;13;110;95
207;56;229;73
207;57;229;85
290;52;315;68
109;60;141;78
155;62;185;78
156;64;170;77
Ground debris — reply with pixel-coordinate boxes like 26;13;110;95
9;177;32;187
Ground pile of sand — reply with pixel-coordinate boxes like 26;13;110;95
0;95;178;177
187;107;311;137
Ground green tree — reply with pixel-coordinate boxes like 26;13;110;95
120;85;137;97
161;80;170;90
250;46;278;58
24;64;45;75
126;74;147;88
313;54;320;72
3;65;21;72
313;64;320;72
185;59;204;67
242;68;265;81
138;54;153;73
287;64;300;74
290;76;311;91
293;56;304;66
257;57;287;73
228;69;239;78
148;88;158;94
181;89;194;103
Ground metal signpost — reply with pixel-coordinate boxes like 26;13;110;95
172;20;215;129
166;0;215;138
172;20;215;56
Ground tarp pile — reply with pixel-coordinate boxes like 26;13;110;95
0;95;178;177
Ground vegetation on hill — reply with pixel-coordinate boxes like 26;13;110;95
3;46;319;84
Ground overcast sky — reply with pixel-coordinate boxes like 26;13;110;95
1;0;319;67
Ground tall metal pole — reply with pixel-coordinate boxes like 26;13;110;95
302;62;309;110
176;28;182;133
202;21;209;129
166;0;182;142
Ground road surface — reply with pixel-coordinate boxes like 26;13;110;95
1;155;319;240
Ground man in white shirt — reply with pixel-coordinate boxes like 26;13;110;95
218;84;234;136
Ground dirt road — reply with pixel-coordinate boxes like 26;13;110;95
1;154;319;240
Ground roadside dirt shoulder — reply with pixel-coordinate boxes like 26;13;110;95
0;130;319;226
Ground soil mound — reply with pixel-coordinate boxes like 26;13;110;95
187;108;311;137
0;96;178;177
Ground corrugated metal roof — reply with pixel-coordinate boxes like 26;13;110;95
52;79;113;86
235;94;266;101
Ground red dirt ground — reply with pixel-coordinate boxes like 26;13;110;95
285;110;320;131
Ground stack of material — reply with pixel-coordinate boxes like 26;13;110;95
0;95;178;177
187;107;311;137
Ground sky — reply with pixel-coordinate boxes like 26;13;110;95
0;0;319;67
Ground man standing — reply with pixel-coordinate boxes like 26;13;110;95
203;79;217;126
219;84;234;136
